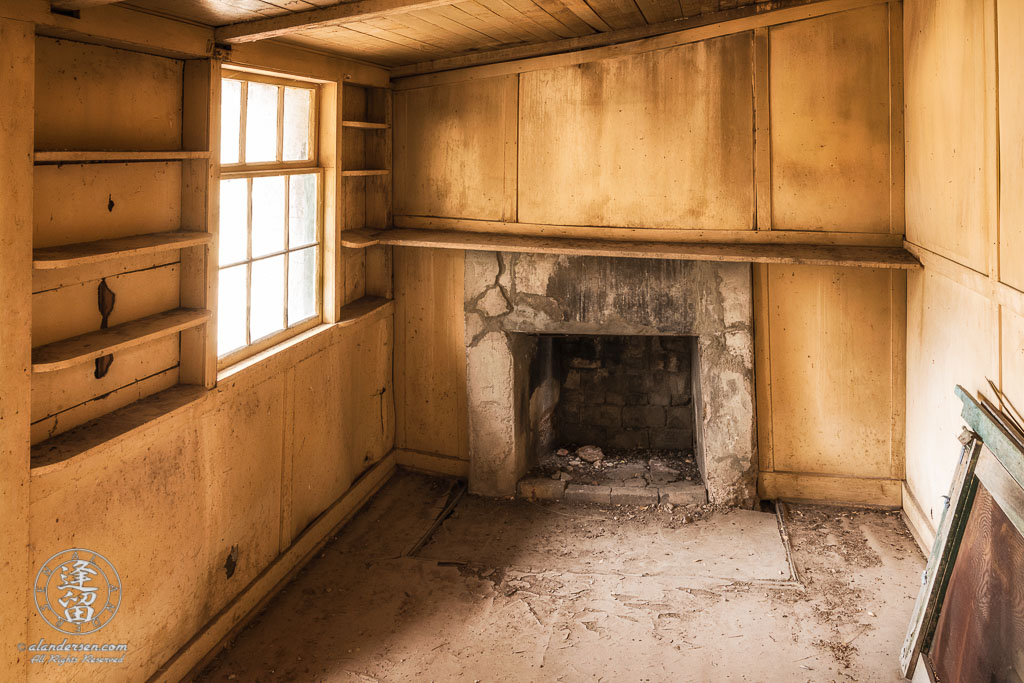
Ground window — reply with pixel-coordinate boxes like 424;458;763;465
217;70;322;365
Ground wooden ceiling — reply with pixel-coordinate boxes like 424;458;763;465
122;0;763;69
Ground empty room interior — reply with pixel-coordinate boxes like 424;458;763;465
1;0;1023;680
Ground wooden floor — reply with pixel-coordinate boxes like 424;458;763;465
198;471;924;682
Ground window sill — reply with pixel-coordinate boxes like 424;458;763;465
217;319;329;383
217;296;394;385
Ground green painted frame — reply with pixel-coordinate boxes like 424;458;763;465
899;385;1024;679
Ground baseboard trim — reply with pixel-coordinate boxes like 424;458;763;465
758;471;902;508
901;481;937;554
151;453;397;682
395;447;470;478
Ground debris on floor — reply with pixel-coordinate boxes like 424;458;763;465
198;472;923;683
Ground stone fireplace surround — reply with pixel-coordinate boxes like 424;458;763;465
464;251;757;507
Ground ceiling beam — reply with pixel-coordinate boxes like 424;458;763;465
214;0;456;44
50;0;123;10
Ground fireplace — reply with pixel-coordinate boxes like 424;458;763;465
545;334;697;452
464;251;757;507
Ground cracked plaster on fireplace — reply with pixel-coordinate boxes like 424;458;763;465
464;251;758;507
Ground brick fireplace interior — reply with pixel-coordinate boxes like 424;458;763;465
515;333;706;506
546;335;696;453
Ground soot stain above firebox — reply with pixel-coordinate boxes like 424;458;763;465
543;256;699;331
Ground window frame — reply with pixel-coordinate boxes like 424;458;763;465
217;68;325;369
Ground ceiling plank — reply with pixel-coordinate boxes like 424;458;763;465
215;0;462;43
50;0;123;9
49;0;132;8
390;0;855;80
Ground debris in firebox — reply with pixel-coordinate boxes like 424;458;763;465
523;446;704;507
555;448;570;456
576;445;605;462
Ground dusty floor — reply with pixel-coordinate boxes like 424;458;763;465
198;471;924;682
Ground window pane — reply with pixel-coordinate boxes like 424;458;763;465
218;264;248;355
245;82;279;163
250;255;285;341
251;175;285;258
288;247;318;325
289;174;318;248
283;87;312;161
221;79;241;164
219;178;248;266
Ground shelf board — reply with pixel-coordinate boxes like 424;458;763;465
339;229;381;249
341;169;390;177
342;121;389;130
34;150;212;164
340;228;923;270
33;231;212;269
32;308;211;373
337;296;394;328
31;384;207;472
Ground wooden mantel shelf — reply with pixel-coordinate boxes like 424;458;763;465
339;228;922;270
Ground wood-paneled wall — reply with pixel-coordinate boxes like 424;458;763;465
516;34;753;230
30;40;188;443
29;313;394;683
0;17;34;681
0;21;395;680
393;0;908;506
393;247;470;476
902;0;1024;550
35;37;183;151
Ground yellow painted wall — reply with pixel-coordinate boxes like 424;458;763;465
28;316;394;682
0;16;35;682
0;16;395;681
392;2;908;507
902;0;1024;548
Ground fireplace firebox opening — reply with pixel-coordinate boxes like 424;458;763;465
464;250;757;507
522;334;705;503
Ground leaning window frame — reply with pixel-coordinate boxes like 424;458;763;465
217;68;325;369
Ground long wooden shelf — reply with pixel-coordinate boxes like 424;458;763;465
341;169;390;177
339;228;922;269
34;150;212;164
342;121;389;130
31;384;208;472
33;231;212;269
32;308;211;373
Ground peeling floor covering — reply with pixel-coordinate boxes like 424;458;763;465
198;471;924;682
